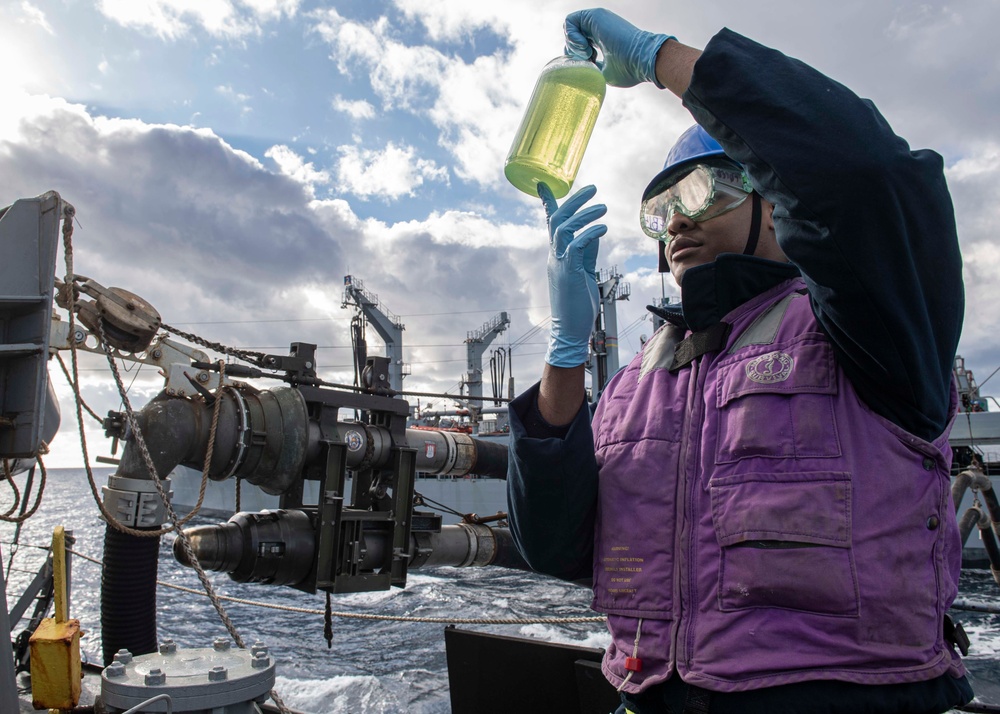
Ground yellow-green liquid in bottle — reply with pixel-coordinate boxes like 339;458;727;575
505;56;606;199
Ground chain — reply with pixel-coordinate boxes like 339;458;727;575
160;322;269;365
162;322;509;404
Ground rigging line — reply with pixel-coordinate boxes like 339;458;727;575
3;463;36;576
58;210;293;712
509;321;551;350
239;343;483;350
63;546;606;624
169;317;348;325
413;492;467;519
979;363;1000;390
159;581;606;625
0;540;50;552
119;356;146;408
398;306;540;318
169;307;549;326
619;314;649;339
56;354;102;423
519;324;551;343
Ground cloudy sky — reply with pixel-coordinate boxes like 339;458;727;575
3;0;999;467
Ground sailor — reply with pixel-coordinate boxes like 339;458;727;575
507;8;973;714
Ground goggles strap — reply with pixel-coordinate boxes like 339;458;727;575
742;192;761;256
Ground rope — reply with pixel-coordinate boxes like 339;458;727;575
58;207;292;714
413;491;469;521
62;547;605;625
161;581;605;624
0;456;48;523
55;353;103;423
66;321;215;538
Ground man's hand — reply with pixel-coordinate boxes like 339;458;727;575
541;182;606;368
564;8;675;88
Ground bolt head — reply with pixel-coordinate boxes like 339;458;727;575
251;653;271;669
105;662;126;678
213;637;231;651
251;641;269;656
113;649;133;664
197;371;210;382
144;668;166;685
158;639;177;655
208;665;228;681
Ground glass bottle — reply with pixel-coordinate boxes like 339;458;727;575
504;55;606;199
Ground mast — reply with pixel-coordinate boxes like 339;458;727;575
587;266;630;399
341;275;407;392
464;312;511;403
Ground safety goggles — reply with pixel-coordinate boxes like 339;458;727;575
640;164;753;241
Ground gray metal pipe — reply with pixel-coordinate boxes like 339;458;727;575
174;513;530;587
115;387;505;492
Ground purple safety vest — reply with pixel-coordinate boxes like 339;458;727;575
591;277;965;694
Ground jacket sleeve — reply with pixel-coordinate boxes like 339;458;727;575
506;382;598;581
682;29;964;442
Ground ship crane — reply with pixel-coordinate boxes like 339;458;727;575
588;266;630;397
341;275;407;392
463;311;510;407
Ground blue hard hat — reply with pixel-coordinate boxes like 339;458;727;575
641;125;736;202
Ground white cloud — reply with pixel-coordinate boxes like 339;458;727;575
308;6;539;192
335;142;448;200
0;93;349;313
332;95;375;120
215;84;253;115
311;9;447;112
385;209;539;250
0;91;548;422
948;145;1000;181
265;144;330;196
6;0;1000;462
391;0;511;42
886;4;962;44
240;0;300;22
20;1;54;34
96;0;298;40
941;142;1000;377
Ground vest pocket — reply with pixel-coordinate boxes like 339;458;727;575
710;471;859;616
715;340;841;463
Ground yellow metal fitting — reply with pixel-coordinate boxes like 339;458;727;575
29;526;82;710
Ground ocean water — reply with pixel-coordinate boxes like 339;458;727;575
3;467;1000;713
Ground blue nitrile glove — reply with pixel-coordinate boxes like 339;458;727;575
540;182;606;368
564;8;675;88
